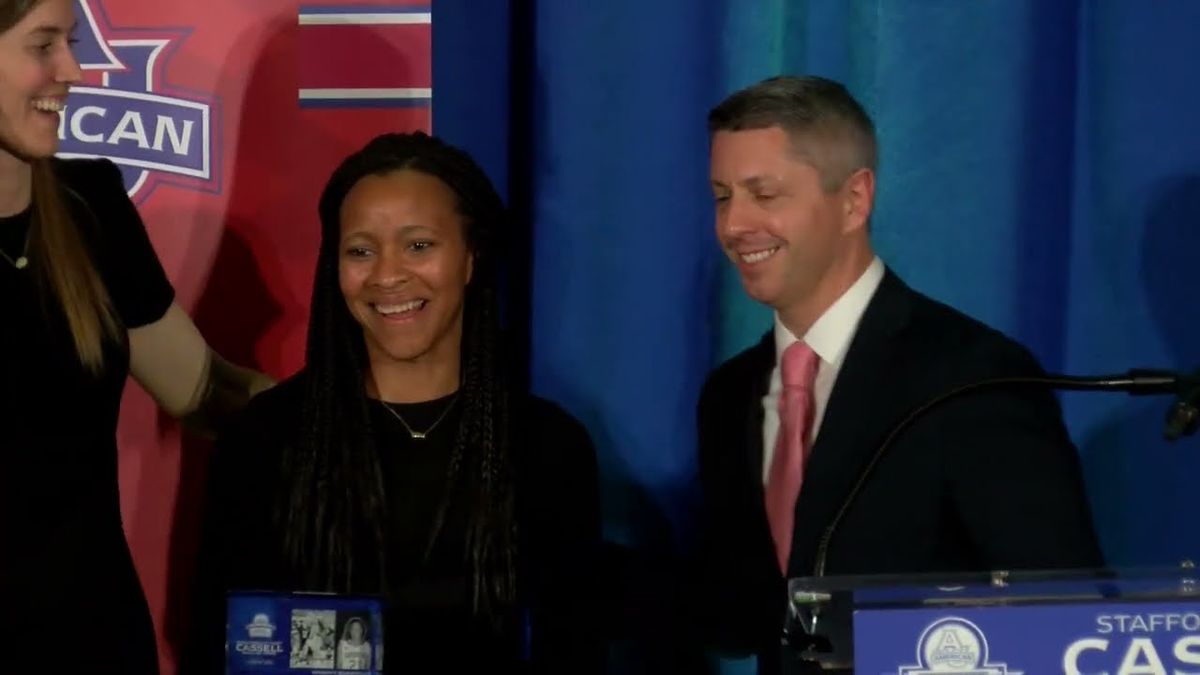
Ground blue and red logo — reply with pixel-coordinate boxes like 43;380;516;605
58;0;217;202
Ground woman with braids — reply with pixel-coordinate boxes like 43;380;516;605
0;1;273;673
187;132;604;673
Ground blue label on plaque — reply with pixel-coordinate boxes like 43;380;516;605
226;592;384;674
854;600;1200;674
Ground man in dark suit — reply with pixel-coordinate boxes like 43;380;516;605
697;75;1103;673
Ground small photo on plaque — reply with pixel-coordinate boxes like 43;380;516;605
334;611;373;671
289;609;336;669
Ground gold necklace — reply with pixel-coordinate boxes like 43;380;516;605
378;394;460;440
0;235;29;270
1;204;30;269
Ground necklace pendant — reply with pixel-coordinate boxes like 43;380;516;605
15;256;28;269
379;395;459;441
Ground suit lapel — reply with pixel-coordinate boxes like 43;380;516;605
743;332;774;502
788;270;917;576
729;332;779;576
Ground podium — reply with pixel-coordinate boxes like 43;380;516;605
785;563;1200;673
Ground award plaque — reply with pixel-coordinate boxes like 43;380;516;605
226;591;384;674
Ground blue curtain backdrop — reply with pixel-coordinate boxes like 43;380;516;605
434;0;1200;669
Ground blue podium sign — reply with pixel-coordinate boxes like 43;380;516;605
226;591;385;674
854;601;1200;674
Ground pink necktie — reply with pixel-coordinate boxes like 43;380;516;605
765;340;820;575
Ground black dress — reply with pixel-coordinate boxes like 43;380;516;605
0;158;174;672
187;373;605;674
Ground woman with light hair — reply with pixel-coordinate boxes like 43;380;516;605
0;1;271;672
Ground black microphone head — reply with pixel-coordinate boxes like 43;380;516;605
1165;401;1200;441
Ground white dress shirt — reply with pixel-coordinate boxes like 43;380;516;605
761;257;886;483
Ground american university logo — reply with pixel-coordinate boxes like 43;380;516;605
59;0;216;201
900;617;1020;675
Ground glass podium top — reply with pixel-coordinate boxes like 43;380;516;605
790;563;1200;609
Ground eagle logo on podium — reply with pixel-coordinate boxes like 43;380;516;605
58;0;217;202
899;617;1020;674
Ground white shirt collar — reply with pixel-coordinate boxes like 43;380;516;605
774;256;886;369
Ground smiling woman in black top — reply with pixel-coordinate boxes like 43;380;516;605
188;132;604;673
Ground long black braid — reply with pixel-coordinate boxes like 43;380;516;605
277;131;516;624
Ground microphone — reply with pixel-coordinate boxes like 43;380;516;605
784;368;1200;667
811;368;1195;579
1166;371;1200;440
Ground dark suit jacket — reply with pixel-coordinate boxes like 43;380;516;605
696;269;1103;671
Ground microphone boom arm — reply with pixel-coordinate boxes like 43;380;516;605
811;369;1194;578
